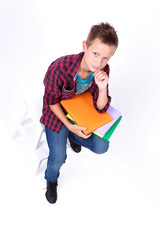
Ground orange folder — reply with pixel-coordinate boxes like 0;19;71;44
60;91;113;135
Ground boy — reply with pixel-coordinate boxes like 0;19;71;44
40;22;118;204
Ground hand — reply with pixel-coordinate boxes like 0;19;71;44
68;123;92;139
94;70;109;90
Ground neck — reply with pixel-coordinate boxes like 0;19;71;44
78;55;92;77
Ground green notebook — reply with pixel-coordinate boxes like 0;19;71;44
95;116;122;141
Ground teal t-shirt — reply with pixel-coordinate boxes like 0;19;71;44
76;72;94;94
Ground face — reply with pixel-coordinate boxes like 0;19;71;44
82;38;116;72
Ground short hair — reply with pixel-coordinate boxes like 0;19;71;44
86;22;118;48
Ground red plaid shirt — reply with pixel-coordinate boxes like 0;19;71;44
40;52;111;132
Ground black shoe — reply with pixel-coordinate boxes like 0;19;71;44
45;181;58;204
70;141;81;153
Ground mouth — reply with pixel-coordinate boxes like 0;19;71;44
92;65;99;70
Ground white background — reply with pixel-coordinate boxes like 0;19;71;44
0;0;160;239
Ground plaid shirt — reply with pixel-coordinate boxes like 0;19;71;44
40;52;111;132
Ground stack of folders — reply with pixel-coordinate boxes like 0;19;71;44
60;91;122;141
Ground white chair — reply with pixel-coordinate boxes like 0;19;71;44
12;95;49;168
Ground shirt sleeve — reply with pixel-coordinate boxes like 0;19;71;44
43;68;62;105
90;65;111;113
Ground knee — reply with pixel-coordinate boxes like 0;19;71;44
47;156;66;173
93;141;109;154
48;150;67;166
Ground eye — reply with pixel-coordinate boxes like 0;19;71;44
104;57;108;61
93;52;98;56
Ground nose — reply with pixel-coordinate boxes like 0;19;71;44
96;58;103;68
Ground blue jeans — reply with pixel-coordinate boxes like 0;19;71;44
45;125;109;182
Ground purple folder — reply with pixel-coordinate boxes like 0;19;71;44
95;106;121;136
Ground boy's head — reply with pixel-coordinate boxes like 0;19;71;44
86;22;118;49
82;22;118;72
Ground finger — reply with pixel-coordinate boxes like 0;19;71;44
97;72;105;79
95;73;105;81
85;133;92;138
94;71;101;78
94;69;101;74
80;132;92;139
78;126;87;131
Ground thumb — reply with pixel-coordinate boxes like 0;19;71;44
78;126;87;131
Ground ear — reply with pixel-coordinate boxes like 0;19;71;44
82;41;87;51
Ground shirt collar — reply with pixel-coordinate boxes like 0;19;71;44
67;52;84;78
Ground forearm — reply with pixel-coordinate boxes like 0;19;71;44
50;103;73;129
97;88;108;110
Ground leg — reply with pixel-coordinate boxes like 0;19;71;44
68;131;109;154
45;125;69;182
